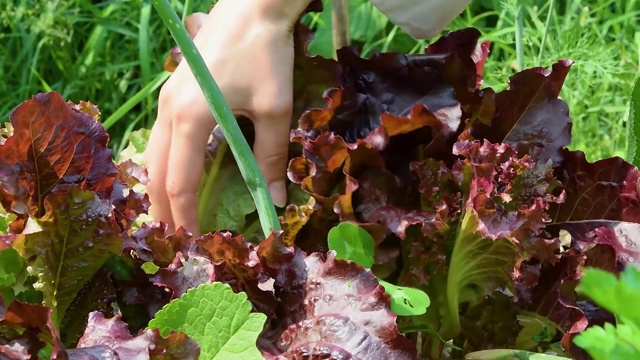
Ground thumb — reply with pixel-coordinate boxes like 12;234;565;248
252;115;291;208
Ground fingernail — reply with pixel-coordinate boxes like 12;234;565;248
269;180;287;208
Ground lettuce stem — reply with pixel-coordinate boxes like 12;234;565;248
151;0;281;237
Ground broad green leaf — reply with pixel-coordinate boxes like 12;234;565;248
148;282;266;360
328;221;375;268
328;222;376;269
379;279;430;316
465;349;571;360
515;313;559;351
0;247;23;288
328;222;430;316
444;210;518;338
12;186;122;325
198;140;256;234
575;266;640;328
627;76;640;168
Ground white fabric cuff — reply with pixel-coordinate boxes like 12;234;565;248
369;0;471;39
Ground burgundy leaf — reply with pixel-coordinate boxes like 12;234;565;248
471;60;574;166
0;92;117;216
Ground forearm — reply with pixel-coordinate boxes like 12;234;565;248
213;0;315;27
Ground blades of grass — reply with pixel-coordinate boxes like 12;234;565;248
536;0;555;66
151;0;281;237
381;25;399;53
77;3;118;74
627;75;640;167
114;113;144;156
139;0;153;123
514;4;524;71
182;0;193;20
102;71;171;130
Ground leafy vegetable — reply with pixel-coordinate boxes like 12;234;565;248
12;186;122;326
1;7;640;358
572;266;640;359
149;282;266;359
328;221;376;268
328;221;430;316
0;297;198;359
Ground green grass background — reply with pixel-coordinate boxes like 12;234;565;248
1;0;638;161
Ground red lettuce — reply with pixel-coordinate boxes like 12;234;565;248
1;10;639;359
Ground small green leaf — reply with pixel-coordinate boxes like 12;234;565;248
379;279;430;316
576;266;640;328
117;128;151;165
141;261;160;275
627;76;640;168
573;266;640;359
573;323;640;359
465;349;571;360
327;222;375;268
328;222;430;316
0;247;24;288
148;282;266;359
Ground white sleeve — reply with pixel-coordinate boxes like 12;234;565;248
369;0;471;39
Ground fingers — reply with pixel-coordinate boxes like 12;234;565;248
184;12;210;39
144;108;174;231
165;110;214;236
252;113;292;208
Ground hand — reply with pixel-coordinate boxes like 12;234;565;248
144;0;309;235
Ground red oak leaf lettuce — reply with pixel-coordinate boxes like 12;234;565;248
126;225;417;359
0;297;199;359
0;92;118;217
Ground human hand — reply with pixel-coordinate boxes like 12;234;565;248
144;0;310;235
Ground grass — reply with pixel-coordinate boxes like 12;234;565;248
1;0;638;161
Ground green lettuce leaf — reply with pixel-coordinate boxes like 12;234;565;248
148;282;266;360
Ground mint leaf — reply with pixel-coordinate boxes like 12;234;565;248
328;221;375;268
148;282;266;359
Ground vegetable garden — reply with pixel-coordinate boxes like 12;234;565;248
1;1;639;359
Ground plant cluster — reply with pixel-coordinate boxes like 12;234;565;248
1;11;639;360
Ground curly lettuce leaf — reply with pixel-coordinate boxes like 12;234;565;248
548;151;640;267
471;60;574;167
0;92;117;217
73;312;199;359
11;186;122;326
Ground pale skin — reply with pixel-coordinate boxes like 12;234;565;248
144;0;471;236
144;0;314;235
